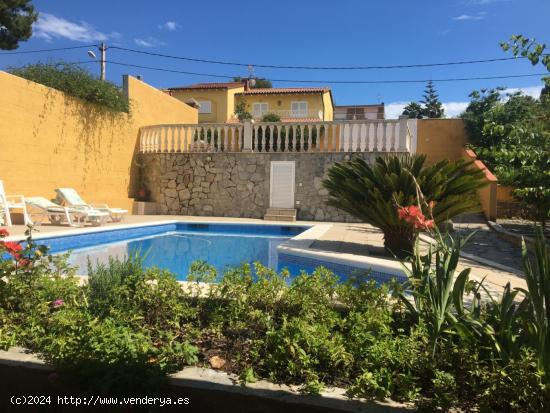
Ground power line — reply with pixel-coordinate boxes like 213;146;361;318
109;45;543;70
0;45;97;55
106;60;547;84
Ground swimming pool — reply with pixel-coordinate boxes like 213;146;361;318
33;222;406;283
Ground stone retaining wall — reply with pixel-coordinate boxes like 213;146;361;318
142;152;380;221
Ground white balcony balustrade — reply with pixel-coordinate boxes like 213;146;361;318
139;117;414;154
251;109;324;120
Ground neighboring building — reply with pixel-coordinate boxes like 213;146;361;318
166;82;334;123
334;104;385;120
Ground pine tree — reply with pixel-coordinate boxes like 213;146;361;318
420;81;445;118
0;0;37;50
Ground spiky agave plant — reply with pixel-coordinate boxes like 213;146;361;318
322;154;486;257
519;227;550;378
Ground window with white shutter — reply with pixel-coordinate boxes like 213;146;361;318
291;101;308;118
252;102;268;118
197;100;212;114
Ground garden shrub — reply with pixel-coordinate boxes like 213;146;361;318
9;62;130;112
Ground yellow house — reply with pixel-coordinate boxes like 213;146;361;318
166;82;334;123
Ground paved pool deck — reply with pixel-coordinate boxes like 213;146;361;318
3;214;526;294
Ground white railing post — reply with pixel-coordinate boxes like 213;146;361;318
397;115;410;152
242;120;253;152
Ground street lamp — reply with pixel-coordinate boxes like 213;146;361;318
87;43;106;81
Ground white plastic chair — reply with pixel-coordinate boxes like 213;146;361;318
54;188;127;223
0;180;31;227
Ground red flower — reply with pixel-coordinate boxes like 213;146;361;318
0;229;9;238
1;241;23;259
397;205;435;231
414;218;435;230
397;205;423;224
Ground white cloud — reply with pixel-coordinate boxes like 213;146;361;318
453;13;485;20
385;102;409;119
34;13;109;42
442;102;469;117
465;0;510;4
158;21;180;31
134;37;166;48
502;85;543;98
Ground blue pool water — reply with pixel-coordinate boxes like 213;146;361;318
50;223;305;280
38;223;404;283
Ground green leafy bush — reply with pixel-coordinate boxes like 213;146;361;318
261;113;281;122
9;62;130;112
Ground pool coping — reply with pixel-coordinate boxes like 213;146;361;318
0;347;412;412
278;225;408;279
5;219;408;281
3;219;310;242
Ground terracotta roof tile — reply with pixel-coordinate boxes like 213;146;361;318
167;82;244;91
237;87;330;95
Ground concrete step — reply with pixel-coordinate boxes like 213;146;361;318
265;208;296;217
264;208;297;222
263;214;296;222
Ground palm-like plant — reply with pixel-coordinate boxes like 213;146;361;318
322;155;486;256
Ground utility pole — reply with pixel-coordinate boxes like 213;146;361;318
100;42;106;81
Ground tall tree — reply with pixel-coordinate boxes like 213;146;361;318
420;81;445;118
233;77;272;88
0;0;37;50
501;34;550;88
402;102;424;119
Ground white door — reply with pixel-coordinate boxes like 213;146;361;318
270;161;295;208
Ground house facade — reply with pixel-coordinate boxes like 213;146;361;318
166;82;334;123
235;87;334;122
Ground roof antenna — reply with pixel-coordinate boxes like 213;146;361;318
247;65;256;87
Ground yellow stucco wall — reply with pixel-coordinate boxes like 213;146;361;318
170;87;244;123
0;71;197;211
415;119;498;220
322;91;334;121
416;119;468;163
226;87;245;121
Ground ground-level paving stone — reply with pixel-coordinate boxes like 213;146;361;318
453;213;528;273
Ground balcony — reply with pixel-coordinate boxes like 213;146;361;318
139;117;414;155
251;109;324;121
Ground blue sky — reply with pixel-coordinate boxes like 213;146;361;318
2;0;549;117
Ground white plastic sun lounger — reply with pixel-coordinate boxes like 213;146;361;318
25;197;90;227
0;180;31;227
54;188;128;223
